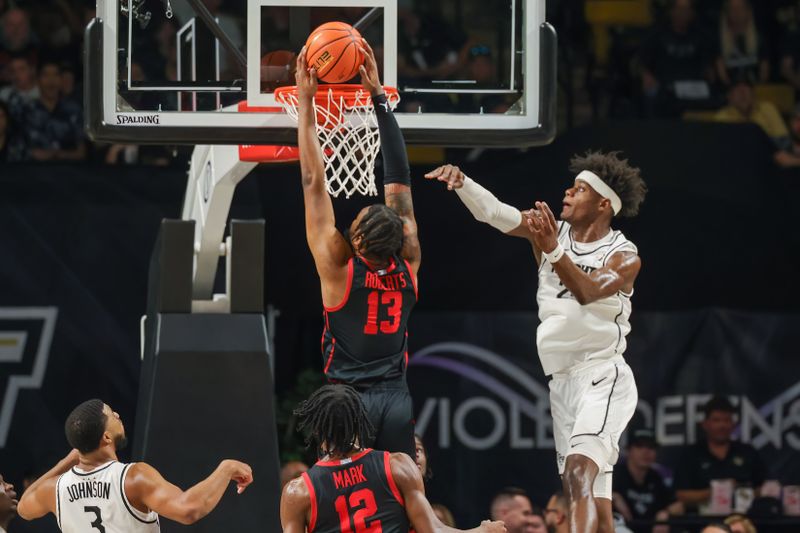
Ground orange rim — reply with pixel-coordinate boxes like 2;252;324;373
274;84;399;108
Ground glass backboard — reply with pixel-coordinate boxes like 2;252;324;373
85;0;555;146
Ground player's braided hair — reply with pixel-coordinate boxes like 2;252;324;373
294;384;374;456
569;150;648;218
352;204;404;263
65;399;107;454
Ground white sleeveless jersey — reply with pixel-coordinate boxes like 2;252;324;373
56;461;160;533
536;221;638;376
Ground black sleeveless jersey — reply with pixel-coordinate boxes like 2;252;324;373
322;255;417;387
301;449;409;533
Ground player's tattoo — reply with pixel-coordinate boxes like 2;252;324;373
385;189;414;218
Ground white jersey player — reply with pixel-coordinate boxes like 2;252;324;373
426;152;647;533
18;400;253;532
56;461;158;533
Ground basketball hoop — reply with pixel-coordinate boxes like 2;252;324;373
275;84;400;198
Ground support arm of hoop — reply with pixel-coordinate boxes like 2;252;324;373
182;144;257;300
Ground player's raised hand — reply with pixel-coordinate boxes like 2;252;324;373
525;201;559;253
221;460;253;494
358;38;383;97
479;519;507;533
295;46;318;101
424;164;465;190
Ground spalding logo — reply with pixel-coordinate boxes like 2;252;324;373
116;114;160;125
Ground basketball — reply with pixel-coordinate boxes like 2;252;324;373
305;21;364;83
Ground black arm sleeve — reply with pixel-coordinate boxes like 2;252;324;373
373;93;410;186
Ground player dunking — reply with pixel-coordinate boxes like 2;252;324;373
294;40;420;457
17;399;252;532
426;153;647;533
280;384;506;533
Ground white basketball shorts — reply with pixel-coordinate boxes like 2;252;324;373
549;357;638;499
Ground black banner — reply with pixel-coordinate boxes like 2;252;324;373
407;310;800;526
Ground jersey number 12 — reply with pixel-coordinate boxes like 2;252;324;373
334;488;382;532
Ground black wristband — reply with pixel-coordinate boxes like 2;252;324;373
373;93;410;186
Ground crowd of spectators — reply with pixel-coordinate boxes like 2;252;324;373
6;0;800;167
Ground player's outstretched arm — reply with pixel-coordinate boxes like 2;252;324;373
17;449;80;520
295;48;352;279
125;460;252;525
279;476;311;533
424;164;535;241
390;453;506;533
359;39;421;275
526;202;641;304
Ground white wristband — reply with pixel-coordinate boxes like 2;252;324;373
542;243;565;264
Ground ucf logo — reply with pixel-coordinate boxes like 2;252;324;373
0;307;58;447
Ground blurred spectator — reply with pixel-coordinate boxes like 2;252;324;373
716;0;769;85
701;524;733;533
414;433;433;481
723;513;757;533
0;474;17;533
279;461;308;489
0;8;36;53
432;504;456;527
0;8;38;81
544;491;568;533
455;45;514;114
489;487;547;533
774;103;800;167
612;429;683;533
0;54;39;118
32;0;82;53
639;0;717;117
59;61;80;108
397;7;468;84
23;59;85;161
713;76;800;166
674;396;766;512
0;100;26;162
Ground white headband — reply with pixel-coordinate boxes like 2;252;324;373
575;170;622;215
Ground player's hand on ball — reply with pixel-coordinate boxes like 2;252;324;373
480;519;507;533
295;46;318;101
525;201;559;253
424;164;465;190
358;39;383;97
222;460;253;494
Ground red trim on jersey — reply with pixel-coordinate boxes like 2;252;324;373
323;337;336;375
403;259;418;300
315;448;373;467
383;451;405;507
324;258;355;312
301;472;318;533
359;255;397;274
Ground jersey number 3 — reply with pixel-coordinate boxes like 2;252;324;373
84;506;106;533
335;488;382;533
363;291;402;335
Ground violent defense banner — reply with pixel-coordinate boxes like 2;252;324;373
407;310;800;526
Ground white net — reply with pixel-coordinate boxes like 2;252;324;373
276;86;400;198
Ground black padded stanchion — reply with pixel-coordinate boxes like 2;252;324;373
134;219;280;533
